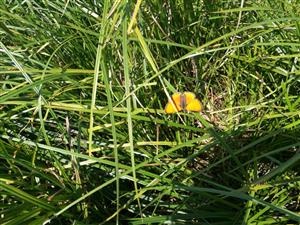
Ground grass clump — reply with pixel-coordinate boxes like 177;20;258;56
1;0;300;224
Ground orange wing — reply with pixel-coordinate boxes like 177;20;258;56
164;92;182;114
183;92;196;103
184;92;202;112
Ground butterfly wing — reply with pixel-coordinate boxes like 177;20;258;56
184;92;202;112
165;92;182;114
183;92;196;103
185;99;202;112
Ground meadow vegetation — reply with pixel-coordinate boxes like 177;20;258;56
0;0;300;224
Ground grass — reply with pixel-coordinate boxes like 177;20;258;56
1;0;300;224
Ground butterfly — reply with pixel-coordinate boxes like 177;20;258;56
164;92;203;114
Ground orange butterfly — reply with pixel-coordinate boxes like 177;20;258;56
164;92;203;114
